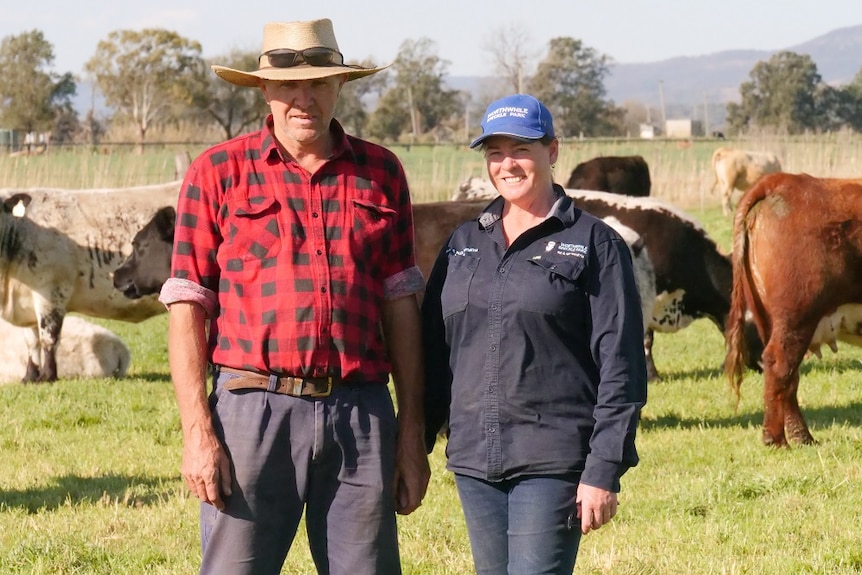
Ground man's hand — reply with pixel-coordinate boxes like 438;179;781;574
576;483;618;535
393;427;431;515
181;423;232;510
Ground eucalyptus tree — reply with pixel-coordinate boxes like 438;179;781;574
726;51;821;134
335;57;389;138
197;49;269;140
0;30;76;140
482;23;537;94
367;37;460;142
528;37;623;137
85;28;206;152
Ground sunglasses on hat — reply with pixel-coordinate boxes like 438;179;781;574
260;47;344;69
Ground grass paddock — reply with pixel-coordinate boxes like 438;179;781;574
2;137;862;573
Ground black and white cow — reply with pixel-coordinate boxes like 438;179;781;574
0;181;180;382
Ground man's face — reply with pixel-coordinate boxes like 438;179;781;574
260;75;345;148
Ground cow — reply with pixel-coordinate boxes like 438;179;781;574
724;172;862;447
711;147;782;216
565;155;651;197
0;180;180;382
416;188;758;381
114;206;176;299
0;316;130;383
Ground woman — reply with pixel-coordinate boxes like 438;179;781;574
422;94;647;574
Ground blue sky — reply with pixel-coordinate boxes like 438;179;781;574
4;0;862;78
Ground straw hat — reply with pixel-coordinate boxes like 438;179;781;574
212;19;388;87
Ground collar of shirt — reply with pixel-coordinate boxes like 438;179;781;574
475;185;579;234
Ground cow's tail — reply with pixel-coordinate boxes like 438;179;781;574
724;176;770;405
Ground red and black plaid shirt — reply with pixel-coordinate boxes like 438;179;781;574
160;116;424;382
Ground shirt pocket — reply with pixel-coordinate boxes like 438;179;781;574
519;258;586;316
222;194;282;274
440;254;479;319
349;199;397;266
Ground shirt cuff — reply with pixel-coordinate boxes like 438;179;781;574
580;453;622;493
158;278;218;317
384;265;425;299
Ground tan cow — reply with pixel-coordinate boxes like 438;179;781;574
711;147;782;215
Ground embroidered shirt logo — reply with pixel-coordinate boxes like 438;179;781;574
556;242;588;258
545;241;556;252
447;246;479;257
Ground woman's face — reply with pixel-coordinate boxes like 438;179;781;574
483;136;559;204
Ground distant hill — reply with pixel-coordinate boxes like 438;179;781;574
447;24;862;130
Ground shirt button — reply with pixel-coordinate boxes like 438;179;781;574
316;249;323;255
490;345;497;351
321;287;327;293
312;212;319;218
487;426;496;433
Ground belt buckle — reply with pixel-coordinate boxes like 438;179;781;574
309;377;333;398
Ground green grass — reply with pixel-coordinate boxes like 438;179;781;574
3;142;862;572
4;310;862;573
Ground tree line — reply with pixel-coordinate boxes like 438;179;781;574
2;27;862;153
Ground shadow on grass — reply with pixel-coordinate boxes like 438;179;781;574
644;355;862;433
125;371;172;383
654;354;862;385
1;473;182;513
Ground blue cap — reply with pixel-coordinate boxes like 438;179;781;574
469;94;555;149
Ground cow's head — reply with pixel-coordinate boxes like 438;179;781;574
113;206;176;299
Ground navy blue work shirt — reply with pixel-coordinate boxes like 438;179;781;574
422;186;647;492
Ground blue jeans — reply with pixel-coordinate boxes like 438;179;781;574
454;473;582;575
198;369;401;575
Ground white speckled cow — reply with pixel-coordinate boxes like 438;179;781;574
0;181;180;381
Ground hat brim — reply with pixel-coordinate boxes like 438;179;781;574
469;130;544;149
212;63;388;87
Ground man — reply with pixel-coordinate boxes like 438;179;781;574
158;18;430;575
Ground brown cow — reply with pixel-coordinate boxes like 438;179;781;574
565;155;651;197
711;147;782;216
725;172;862;447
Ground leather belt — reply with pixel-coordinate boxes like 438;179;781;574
219;366;338;397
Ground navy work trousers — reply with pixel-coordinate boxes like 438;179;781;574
197;369;401;575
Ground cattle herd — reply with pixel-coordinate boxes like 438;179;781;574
2;148;860;448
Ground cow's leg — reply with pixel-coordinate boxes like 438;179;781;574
644;328;661;381
759;328;810;447
721;185;733;216
784;375;816;445
36;307;66;382
21;325;42;383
